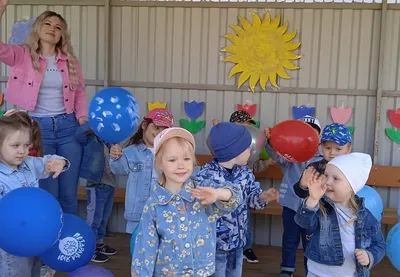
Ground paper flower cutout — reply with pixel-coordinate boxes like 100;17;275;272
330;106;352;124
347;126;355;135
184;101;205;121
148;101;167;111
388;109;400;129
292;105;315;119
180;119;206;134
386;128;400;144
237;103;257;118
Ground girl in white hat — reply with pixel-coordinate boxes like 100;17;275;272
295;153;386;277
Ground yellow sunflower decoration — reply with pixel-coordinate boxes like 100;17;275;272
223;11;301;92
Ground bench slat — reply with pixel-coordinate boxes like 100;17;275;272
77;187;398;225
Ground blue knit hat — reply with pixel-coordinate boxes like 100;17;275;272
209;122;252;162
321;123;352;146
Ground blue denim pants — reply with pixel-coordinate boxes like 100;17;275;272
244;209;253;249
0;249;41;277
281;206;308;273
86;183;115;244
212;248;243;277
32;113;83;215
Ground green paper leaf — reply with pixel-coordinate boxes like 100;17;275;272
259;148;270;160
179;119;206;134
385;128;400;144
347;126;355;134
252;121;260;129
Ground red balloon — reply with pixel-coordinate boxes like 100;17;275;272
270;120;319;163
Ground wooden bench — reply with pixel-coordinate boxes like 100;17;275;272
77;154;400;225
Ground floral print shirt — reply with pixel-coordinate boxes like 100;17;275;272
131;178;241;277
194;159;267;251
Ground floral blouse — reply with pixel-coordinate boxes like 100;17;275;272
131;178;241;277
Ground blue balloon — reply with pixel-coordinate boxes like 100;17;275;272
0;187;63;257
130;225;139;255
40;213;96;273
88;87;140;144
387;223;400;271
356;185;384;222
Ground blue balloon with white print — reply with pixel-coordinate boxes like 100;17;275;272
88;87;140;144
40;213;96;272
0;187;63;257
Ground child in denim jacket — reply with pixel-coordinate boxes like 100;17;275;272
195;122;279;277
109;109;173;247
0;115;69;277
264;116;323;277
131;127;241;276
75;123;117;263
295;153;386;277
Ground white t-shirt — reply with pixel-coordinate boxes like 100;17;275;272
307;203;357;277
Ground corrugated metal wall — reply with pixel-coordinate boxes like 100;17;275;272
1;3;399;246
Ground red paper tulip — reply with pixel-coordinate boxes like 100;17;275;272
388;109;400;128
330;106;352;124
270;120;319;163
237;103;256;118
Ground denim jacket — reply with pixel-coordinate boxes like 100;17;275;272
265;143;323;211
0;155;70;198
131;179;241;277
76;123;108;183
110;143;154;222
295;196;386;277
194;159;266;251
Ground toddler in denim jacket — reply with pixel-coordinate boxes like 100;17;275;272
295;153;386;277
109;108;173;238
131;127;241;277
0;115;69;277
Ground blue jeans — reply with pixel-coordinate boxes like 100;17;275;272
86;184;115;244
281;206;308;273
0;248;41;277
244;209;253;249
33;113;82;214
212;248;243;277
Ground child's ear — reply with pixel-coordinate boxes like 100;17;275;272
346;143;353;153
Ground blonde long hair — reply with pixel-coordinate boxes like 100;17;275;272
320;193;359;224
26;11;80;89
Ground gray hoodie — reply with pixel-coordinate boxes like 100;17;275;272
265;143;323;211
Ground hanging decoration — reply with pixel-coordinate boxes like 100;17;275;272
386;109;400;144
330;105;355;135
292;105;315;119
148;101;167;111
222;11;301;92
180;101;206;134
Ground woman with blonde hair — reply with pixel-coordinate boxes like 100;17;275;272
0;0;87;217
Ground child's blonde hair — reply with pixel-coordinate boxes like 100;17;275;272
26;11;80;89
154;137;197;186
320;192;359;224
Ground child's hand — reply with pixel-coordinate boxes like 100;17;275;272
300;166;316;189
191;187;219;205
355;249;370;267
44;158;66;178
110;144;122;159
307;172;326;203
266;158;276;167
260;188;279;202
264;127;272;139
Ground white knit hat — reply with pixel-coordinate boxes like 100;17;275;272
327;153;372;193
